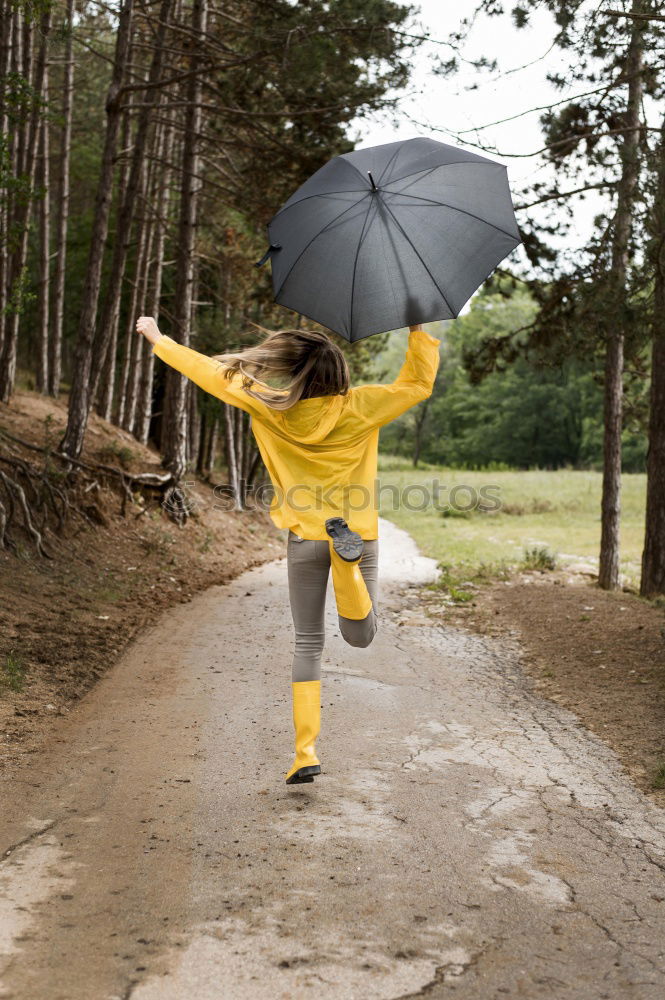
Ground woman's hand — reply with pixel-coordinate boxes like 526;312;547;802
135;316;163;345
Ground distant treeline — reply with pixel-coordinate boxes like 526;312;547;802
379;286;647;474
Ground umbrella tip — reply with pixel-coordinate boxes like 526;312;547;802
368;171;377;191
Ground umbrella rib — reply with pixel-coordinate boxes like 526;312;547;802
379;198;456;318
273;194;372;302
375;145;404;187
348;197;376;339
270;189;367;222
385;189;520;242
384;160;490;191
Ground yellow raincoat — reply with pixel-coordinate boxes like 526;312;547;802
152;328;439;540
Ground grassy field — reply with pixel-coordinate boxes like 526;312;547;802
376;458;647;588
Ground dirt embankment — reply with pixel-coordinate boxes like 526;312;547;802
0;390;281;768
422;569;665;806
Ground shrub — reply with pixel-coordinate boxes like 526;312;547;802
522;545;557;571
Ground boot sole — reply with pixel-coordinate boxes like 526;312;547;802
325;517;364;562
285;764;322;785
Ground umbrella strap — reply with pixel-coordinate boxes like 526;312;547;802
254;243;282;268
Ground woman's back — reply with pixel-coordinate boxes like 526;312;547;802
150;326;439;539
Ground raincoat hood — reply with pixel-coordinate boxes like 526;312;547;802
266;392;347;444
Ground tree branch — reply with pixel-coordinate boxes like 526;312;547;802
515;181;619;210
456;71;645;135
406;115;658;158
605;8;665;22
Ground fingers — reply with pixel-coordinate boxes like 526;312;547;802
135;316;158;340
135;316;163;347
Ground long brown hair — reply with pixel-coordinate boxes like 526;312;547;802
212;326;350;411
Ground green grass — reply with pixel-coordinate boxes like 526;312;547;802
198;529;214;554
98;440;136;469
377;462;646;587
652;763;665;791
2;653;26;692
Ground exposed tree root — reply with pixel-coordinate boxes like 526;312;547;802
0;466;54;558
0;425;179;555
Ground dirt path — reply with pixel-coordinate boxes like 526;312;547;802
1;520;664;1000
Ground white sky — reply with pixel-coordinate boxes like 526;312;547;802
348;0;641;295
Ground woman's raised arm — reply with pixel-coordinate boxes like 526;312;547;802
349;324;440;429
135;316;268;416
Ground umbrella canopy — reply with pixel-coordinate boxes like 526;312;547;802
256;136;522;343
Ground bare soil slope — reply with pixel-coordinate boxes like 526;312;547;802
0;389;280;768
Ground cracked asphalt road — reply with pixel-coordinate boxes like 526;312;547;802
1;519;665;999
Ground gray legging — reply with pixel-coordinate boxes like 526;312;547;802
287;530;379;682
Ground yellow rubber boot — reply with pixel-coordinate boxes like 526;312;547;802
329;542;372;621
285;680;322;784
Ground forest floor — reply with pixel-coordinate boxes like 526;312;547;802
0;389;281;770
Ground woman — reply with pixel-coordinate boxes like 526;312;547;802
135;315;440;785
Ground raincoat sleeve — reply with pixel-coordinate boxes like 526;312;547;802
351;329;440;428
151;335;269;416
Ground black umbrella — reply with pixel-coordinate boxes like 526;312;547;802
255;136;522;343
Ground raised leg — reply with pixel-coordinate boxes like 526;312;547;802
337;539;379;649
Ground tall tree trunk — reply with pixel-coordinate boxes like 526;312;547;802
641;114;665;597
187;380;200;467
197;411;218;476
208;417;219;475
36;63;51;393
110;152;150;426
196;408;208;475
90;0;172;412
120;204;151;430
57;0;134;459
93;83;135;419
412;398;430;468
186;268;201;465
235;405;244;486
134;104;175;445
123;154;158;432
597;3;644;590
1;5;23;368
161;0;207;479
246;447;262;488
242;424;255;482
0;5;50;402
36;64;50;394
114;171;149;427
223;402;243;511
0;0;14;356
49;0;74;398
